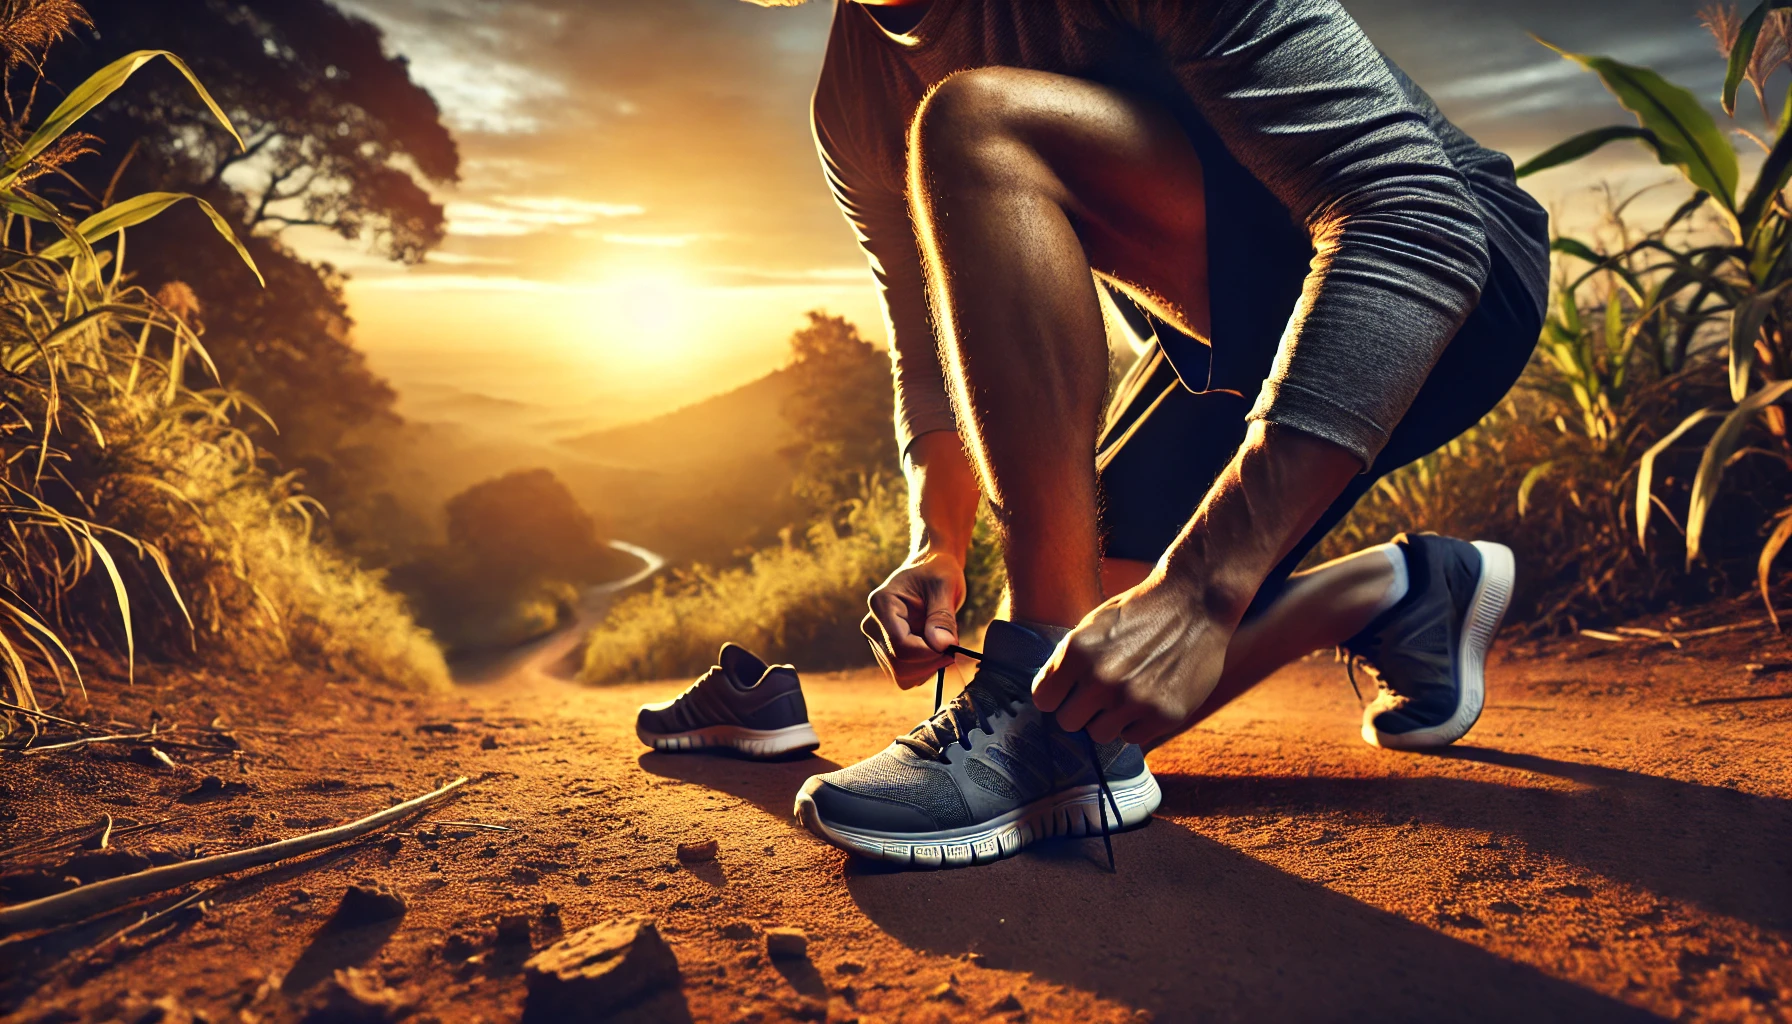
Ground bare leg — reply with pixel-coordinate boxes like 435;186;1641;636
909;68;1209;629
1103;547;1400;726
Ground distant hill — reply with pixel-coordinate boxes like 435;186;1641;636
557;369;803;565
560;368;796;471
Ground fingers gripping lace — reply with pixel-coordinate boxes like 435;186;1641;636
923;645;1124;872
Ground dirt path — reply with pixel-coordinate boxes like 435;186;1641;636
3;626;1789;1023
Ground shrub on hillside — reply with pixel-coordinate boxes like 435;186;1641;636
391;468;636;655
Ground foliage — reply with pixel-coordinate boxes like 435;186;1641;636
1515;6;1792;623
782;310;901;513
34;0;460;575
0;4;445;711
581;312;1005;684
581;478;908;684
392;468;636;656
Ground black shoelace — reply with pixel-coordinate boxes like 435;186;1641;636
927;645;1124;872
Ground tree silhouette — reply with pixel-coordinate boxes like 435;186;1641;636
31;0;460;565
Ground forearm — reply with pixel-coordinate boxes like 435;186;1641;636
1153;421;1359;623
904;429;980;562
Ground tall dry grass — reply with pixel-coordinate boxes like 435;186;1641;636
0;15;445;714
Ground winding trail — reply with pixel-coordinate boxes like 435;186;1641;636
451;539;666;687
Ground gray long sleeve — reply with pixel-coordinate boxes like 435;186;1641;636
813;0;1510;467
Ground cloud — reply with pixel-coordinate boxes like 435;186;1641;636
444;196;646;237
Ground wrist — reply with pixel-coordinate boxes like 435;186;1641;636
904;429;979;566
1152;552;1257;627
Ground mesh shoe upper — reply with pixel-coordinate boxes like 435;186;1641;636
803;621;1141;834
636;643;808;735
1344;533;1483;736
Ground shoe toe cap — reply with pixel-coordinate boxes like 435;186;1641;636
797;774;938;835
636;702;678;735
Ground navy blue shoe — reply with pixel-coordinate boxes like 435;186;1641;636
636;644;819;759
1344;534;1515;750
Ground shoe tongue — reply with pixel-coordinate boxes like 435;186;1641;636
972;620;1057;701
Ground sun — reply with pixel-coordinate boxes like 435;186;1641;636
601;268;704;368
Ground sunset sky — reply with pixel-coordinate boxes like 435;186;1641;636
300;0;1741;433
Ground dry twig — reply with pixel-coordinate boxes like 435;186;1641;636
0;777;469;935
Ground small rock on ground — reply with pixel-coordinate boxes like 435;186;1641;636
765;927;808;960
301;968;408;1024
522;915;681;1022
331;882;406;928
676;839;718;862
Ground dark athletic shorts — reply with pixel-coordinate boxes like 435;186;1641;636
1096;230;1543;615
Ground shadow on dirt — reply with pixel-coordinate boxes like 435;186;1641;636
636;750;840;822
640;744;1694;1021
1172;746;1792;934
847;814;1658;1022
282;916;404;993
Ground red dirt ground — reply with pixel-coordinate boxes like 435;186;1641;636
2;616;1790;1023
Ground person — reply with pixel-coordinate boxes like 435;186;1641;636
758;0;1548;868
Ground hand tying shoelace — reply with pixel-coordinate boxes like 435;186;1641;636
918;644;1125;871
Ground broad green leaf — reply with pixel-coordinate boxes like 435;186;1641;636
1517;460;1554;518
1687;379;1792;567
0;50;243;190
1515;125;1666;178
1724;0;1792;115
39;192;263;287
1760;510;1792;628
1636;407;1723;548
1727;280;1792;402
1604;291;1624;361
1738;89;1792;240
1538;39;1740;215
1551;236;1605;265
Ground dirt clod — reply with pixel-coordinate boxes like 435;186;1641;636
522;915;681;1022
833;959;865;975
417;722;459;735
496;913;534;947
765;927;808;960
331;882;406;928
480;734;499;749
179;774;250;803
927;981;962;1003
676;838;719;862
301;967;408;1023
62;848;151;884
991;992;1024;1013
719;920;757;941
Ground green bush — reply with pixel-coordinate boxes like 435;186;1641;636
580;478;1004;684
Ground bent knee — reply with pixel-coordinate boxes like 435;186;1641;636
910;68;1057;192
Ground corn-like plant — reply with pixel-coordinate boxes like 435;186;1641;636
1518;3;1792;623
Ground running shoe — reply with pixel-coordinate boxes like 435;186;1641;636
793;621;1159;868
1343;533;1515;750
636;643;820;759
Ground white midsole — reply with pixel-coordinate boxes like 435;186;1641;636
795;767;1161;869
1367;540;1514;750
637;721;820;758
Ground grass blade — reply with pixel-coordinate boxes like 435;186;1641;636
1637;407;1723;550
1687;380;1792;567
39;193;262;287
0;51;243;190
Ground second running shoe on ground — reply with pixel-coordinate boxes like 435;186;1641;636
636;643;819;759
794;621;1160;868
1344;532;1516;750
